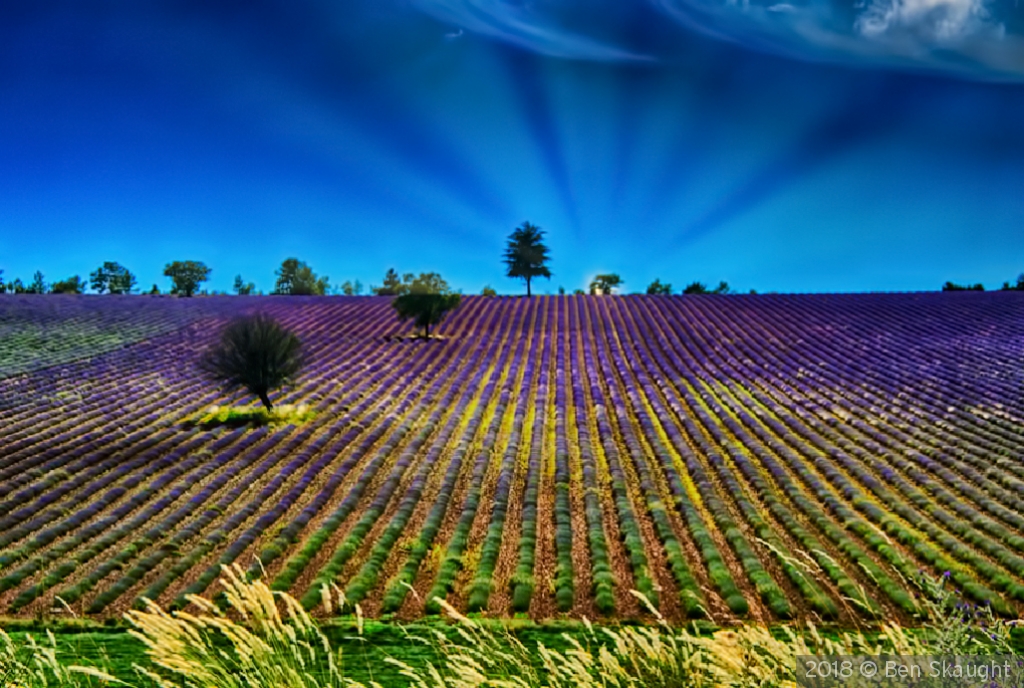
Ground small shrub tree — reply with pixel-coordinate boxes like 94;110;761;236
683;281;709;294
646;278;672;295
50;276;85;294
371;268;404;295
200;313;305;410
164;260;212;297
90;261;137;294
273;258;329;295
233;275;256;295
589;273;623;295
26;271;46;294
391;273;461;338
481;285;497;296
942;281;984;291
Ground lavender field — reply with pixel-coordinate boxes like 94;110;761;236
2;292;1024;625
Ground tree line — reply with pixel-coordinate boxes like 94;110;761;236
942;274;1024;292
7;221;1019;298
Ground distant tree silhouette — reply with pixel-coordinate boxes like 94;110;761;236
274;258;328;295
646;278;672;295
26;271;46;294
711;280;731;294
233;275;256;295
589;273;623;295
481;285;497;297
90;262;137;294
339;280;363;296
51;276;85;294
1000;274;1024;291
200;313;305;410
372;269;405;295
164;260;211;297
682;281;708;294
391;273;461;337
503;222;552;297
942;281;984;292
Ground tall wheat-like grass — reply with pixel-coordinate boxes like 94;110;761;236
2;568;1017;688
1;627;123;687
125;564;377;688
391;591;953;688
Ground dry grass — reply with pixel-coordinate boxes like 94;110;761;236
1;568;1017;687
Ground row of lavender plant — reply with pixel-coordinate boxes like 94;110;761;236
584;298;715;617
637;296;913;615
509;312;553;613
675;296;1024;611
269;300;506;600
604;297;831;618
52;302;402;612
378;300;530;613
344;302;531;610
463;303;547;612
422;301;535;614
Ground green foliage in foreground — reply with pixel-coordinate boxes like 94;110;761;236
1;570;1021;688
185;403;317;429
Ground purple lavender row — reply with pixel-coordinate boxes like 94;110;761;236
637;296;917;614
725;295;1024;468
300;302;516;610
563;298;615;614
342;303;525;608
378;301;524;613
6;307;399;589
249;300;500;581
173;301;496;606
266;300;505;595
509;306;553;612
422;299;533;614
549;296;576;613
727;379;1024;605
86;415;341;613
111;328;416;609
602;296;792;617
464;301;547;612
0;426;243;570
65;309;408;611
573;297;659;609
625;296;870;617
701;297;1024;533
4;427;266;612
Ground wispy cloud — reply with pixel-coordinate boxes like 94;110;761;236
411;0;1024;81
409;0;655;62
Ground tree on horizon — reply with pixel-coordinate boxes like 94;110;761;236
233;275;256;295
646;278;672;295
273;258;329;296
164;260;211;297
503;221;551;297
51;276;85;294
589;273;623;295
90;262;136;294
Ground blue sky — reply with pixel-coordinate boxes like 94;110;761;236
1;0;1023;295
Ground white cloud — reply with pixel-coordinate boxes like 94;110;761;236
855;0;997;42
